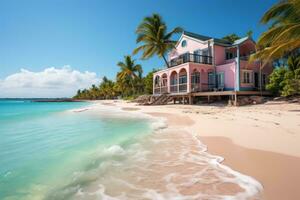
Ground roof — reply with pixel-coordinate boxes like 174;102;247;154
232;36;254;46
183;31;254;47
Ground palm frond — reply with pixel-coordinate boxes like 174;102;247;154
260;1;291;24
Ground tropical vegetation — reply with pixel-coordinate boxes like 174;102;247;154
73;55;157;100
252;0;300;62
133;13;182;67
267;55;300;96
251;0;300;97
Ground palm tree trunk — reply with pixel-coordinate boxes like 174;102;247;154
162;55;170;68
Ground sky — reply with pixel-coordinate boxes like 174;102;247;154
0;0;277;98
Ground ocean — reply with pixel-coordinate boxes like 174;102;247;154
0;100;152;200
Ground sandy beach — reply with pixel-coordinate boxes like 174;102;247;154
95;100;300;200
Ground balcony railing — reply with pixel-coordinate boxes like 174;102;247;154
154;87;161;94
169;53;213;68
191;83;201;92
170;85;178;93
154;86;168;94
169;84;187;93
179;83;187;92
161;86;168;93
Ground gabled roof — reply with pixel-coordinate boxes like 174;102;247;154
232;36;256;46
183;31;232;46
182;31;255;47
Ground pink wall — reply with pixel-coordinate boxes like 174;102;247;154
216;61;236;89
214;45;226;65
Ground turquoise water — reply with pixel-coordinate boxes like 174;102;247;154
0;100;151;200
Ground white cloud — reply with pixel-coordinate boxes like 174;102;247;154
0;66;101;98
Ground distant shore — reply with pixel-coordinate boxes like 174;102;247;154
0;98;85;102
31;98;84;102
95;99;300;200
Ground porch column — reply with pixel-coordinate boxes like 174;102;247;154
235;45;240;91
177;74;179;93
187;68;190;93
210;40;217;89
153;75;155;94
167;72;170;93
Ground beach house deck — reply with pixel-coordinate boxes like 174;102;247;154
153;31;273;104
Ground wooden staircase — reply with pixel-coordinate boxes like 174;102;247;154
150;94;173;105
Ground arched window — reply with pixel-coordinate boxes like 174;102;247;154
191;70;200;84
161;73;168;87
154;76;160;87
179;69;187;84
170;71;178;85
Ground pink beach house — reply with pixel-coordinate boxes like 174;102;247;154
153;31;273;97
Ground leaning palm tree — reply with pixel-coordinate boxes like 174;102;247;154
117;55;143;95
252;0;300;62
133;14;182;67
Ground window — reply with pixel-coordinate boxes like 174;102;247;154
181;53;189;63
170;75;177;85
181;40;187;47
191;72;200;84
217;72;224;86
193;50;202;63
242;71;252;84
202;49;209;63
154;76;160;87
179;75;187;84
226;52;234;60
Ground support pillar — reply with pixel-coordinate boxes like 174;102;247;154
189;94;193;105
234;93;237;106
235;45;240;91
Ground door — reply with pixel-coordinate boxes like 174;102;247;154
254;72;259;89
208;72;215;89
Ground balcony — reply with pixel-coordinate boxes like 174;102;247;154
169;53;213;68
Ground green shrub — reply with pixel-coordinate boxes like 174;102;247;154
266;67;287;95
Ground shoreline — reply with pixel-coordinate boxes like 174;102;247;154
100;99;300;200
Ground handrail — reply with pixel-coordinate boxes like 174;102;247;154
169;53;213;68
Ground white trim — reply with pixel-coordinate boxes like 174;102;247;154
241;70;253;84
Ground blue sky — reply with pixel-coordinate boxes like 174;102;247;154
0;0;277;97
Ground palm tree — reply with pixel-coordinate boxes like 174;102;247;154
252;0;300;62
246;30;253;37
133;13;182;67
287;55;300;72
222;33;240;43
90;84;99;99
117;55;143;95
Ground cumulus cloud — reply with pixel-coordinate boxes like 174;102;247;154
0;66;101;98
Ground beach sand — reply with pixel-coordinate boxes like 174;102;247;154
99;100;300;200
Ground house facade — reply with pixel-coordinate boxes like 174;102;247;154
153;31;273;95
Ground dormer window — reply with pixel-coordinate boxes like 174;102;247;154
181;40;187;47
